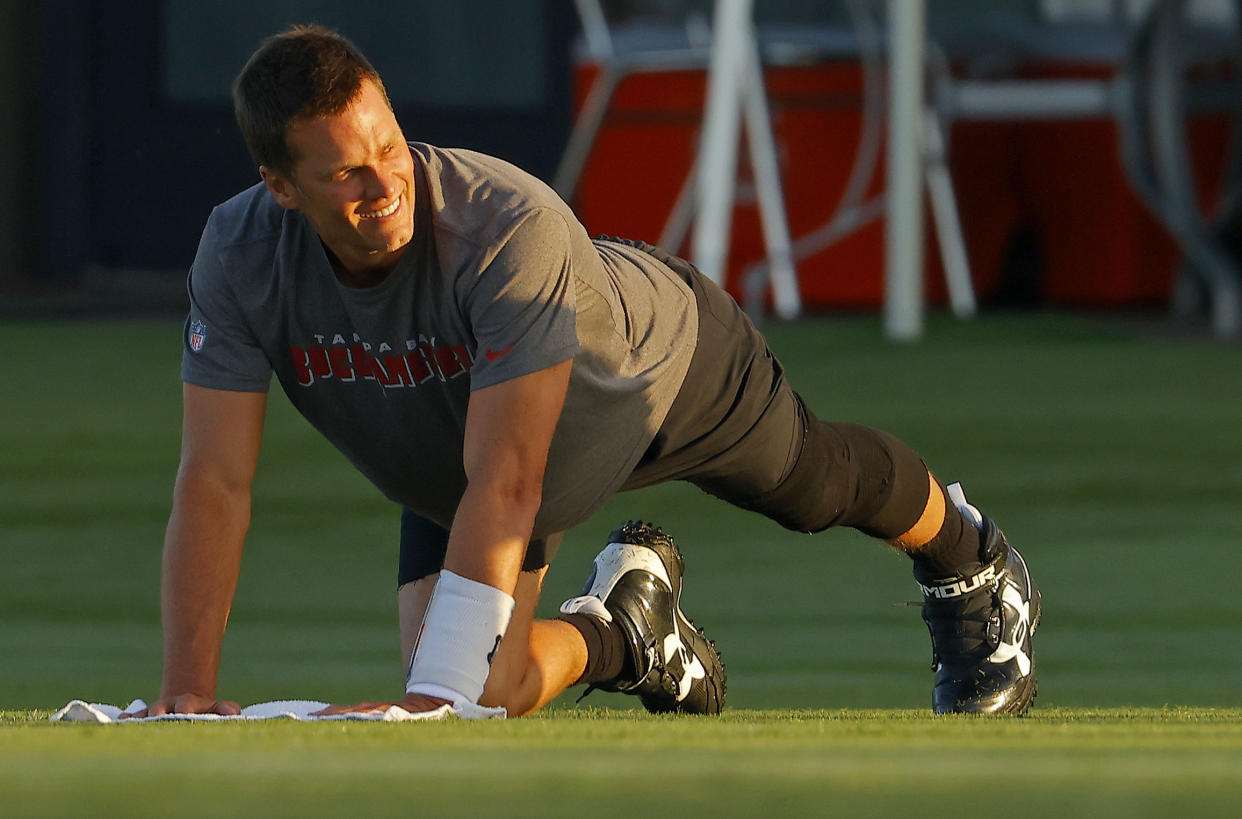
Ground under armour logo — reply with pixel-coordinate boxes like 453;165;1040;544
988;578;1032;676
663;633;706;701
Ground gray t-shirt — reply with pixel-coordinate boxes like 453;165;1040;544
181;144;697;536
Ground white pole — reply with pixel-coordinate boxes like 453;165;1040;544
884;0;926;340
923;108;976;318
692;0;752;285
741;16;800;320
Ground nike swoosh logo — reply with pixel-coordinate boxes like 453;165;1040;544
484;345;515;362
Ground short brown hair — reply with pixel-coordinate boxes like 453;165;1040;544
233;24;392;175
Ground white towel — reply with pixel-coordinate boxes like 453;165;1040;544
50;698;505;723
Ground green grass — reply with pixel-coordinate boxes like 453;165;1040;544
2;312;1241;816
2;708;1241;816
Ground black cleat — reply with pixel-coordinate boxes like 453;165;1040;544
560;521;726;715
915;489;1042;715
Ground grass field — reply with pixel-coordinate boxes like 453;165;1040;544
2;312;1241;816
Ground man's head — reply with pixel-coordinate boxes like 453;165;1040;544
234;24;387;176
234;25;416;283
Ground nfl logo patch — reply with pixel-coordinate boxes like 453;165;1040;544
189;320;207;352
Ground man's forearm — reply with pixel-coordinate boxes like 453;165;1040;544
159;476;250;698
401;479;535;705
441;478;540;595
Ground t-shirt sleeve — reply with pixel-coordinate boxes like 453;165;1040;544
179;218;273;393
462;207;581;390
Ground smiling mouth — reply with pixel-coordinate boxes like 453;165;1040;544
358;196;401;220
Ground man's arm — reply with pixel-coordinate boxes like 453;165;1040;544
316;358;572;715
126;383;267;717
444;357;572;590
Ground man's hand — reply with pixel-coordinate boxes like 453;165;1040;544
311;693;452;717
119;692;242;719
152;386;266;722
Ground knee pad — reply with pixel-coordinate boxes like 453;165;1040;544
398;509;450;586
398;509;563;586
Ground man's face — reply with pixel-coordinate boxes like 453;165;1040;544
261;79;416;283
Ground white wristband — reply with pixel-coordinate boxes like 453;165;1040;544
405;570;516;705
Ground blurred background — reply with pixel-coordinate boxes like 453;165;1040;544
1;0;1240;333
2;1;1241;712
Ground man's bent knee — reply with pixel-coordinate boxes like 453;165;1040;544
738;407;931;535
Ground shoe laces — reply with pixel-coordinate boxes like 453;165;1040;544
922;586;1001;671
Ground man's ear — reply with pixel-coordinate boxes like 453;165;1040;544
260;166;300;210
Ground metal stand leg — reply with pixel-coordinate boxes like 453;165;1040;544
691;0;751;285
923;107;977;318
741;20;800;319
553;67;623;200
884;0;927;340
